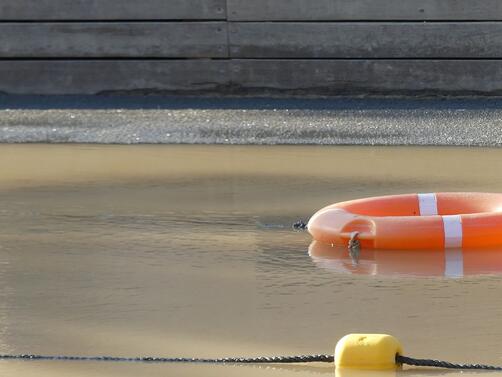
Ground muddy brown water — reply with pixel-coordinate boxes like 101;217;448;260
1;144;502;377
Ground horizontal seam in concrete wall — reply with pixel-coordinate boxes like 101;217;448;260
3;58;502;61
0;19;228;23
4;20;502;23
4;56;502;62
226;19;502;23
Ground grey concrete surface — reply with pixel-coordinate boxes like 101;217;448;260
2;96;502;145
0;22;227;58
0;0;226;20
227;0;502;20
229;22;502;58
7;60;502;96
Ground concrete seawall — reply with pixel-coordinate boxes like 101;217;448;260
3;1;502;95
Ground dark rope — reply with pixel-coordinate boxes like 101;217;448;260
0;354;334;364
397;355;502;370
4;352;502;370
293;220;308;230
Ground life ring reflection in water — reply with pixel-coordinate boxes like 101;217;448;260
308;241;502;277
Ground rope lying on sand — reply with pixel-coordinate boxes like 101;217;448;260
396;355;502;371
1;352;502;371
0;354;333;363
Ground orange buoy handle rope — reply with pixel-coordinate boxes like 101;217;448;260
308;192;502;250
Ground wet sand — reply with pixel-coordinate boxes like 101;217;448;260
0;145;502;377
2;97;502;145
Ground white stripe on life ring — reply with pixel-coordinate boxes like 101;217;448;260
442;215;463;248
444;248;464;278
418;193;438;216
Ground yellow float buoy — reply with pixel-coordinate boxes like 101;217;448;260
335;334;403;370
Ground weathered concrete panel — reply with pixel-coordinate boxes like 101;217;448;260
0;22;227;58
0;0;226;20
3;60;502;95
227;0;502;20
229;60;502;95
229;22;502;58
0;60;228;95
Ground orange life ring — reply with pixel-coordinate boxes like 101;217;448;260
307;193;502;250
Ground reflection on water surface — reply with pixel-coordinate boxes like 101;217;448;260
0;145;501;377
309;242;502;278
